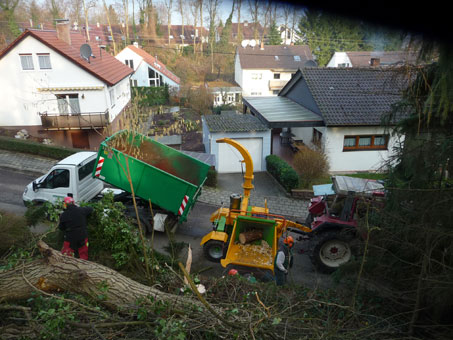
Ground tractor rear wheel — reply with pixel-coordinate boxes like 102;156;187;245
203;240;226;262
310;230;354;273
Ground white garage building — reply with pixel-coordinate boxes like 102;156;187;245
202;112;271;173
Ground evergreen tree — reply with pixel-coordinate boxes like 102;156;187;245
267;20;282;45
298;9;364;66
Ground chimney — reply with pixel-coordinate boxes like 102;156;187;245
133;41;139;48
370;57;380;67
56;19;71;45
260;41;264;50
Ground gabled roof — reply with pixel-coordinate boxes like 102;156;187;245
124;45;180;84
344;51;419;67
0;29;133;86
290;68;408;126
236;45;314;70
203;112;268;132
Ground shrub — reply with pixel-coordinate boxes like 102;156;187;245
132;85;169;106
266;155;299;191
0;136;78;159
292;145;329;189
205;168;217;187
0;211;33;257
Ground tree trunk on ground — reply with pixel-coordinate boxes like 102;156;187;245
0;241;203;311
239;230;263;244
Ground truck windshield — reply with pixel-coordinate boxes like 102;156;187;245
43;169;69;189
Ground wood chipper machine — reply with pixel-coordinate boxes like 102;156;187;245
200;138;311;278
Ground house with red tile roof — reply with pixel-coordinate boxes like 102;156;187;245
0;21;133;149
116;44;180;89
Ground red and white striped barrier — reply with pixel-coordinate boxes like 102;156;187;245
95;156;104;177
178;195;189;216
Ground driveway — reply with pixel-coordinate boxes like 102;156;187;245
216;171;288;197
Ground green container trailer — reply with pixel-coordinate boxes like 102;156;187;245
93;130;210;222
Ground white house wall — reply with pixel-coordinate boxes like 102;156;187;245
116;48;180;89
326;52;352;68
240;69;293;96
292;126;402;173
0;35;126;127
234;53;243;87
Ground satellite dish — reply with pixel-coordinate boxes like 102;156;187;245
80;44;92;63
249;39;256;47
241;40;249;48
304;60;318;67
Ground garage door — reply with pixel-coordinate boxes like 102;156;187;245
218;138;263;173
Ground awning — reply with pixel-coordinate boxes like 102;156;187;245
37;86;104;92
243;96;324;128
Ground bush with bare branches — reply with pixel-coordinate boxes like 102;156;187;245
292;145;330;189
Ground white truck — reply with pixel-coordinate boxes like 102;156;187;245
23;152;104;205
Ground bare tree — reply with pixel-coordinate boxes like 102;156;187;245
123;0;130;44
198;0;203;52
259;0;271;44
236;0;241;43
282;3;291;44
248;0;259;40
189;0;200;54
163;0;173;45
82;0;96;42
205;0;220;72
103;0;117;54
178;0;184;44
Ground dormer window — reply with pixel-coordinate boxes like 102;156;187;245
294;55;301;61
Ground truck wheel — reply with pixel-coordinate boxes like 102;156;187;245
203;240;225;262
310;230;354;273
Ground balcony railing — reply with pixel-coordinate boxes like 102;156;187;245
39;110;109;130
269;79;289;90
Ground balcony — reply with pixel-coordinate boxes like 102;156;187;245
39;110;109;130
268;79;289;90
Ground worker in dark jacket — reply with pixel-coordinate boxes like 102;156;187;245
59;196;93;260
274;236;294;286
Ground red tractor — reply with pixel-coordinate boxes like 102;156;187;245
302;176;385;273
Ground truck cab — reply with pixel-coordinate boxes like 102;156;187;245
23;152;104;205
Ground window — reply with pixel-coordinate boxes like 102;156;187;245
56;94;80;114
20;54;34;70
272;90;279;95
109;88;116;106
78;159;96;181
343;135;388;151
251;73;262;80
148;67;161;87
38;54;51;69
338;63;350;68
294;55;301;61
125;59;134;69
43;169;69;189
274;73;280;79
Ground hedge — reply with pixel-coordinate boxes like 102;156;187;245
132;85;169;106
266;154;299;192
0;136;78;160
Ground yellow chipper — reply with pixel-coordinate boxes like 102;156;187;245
200;138;311;279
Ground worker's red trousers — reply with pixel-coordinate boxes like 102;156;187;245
61;238;89;260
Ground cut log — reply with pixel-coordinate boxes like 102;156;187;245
238;229;263;245
0;241;207;312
